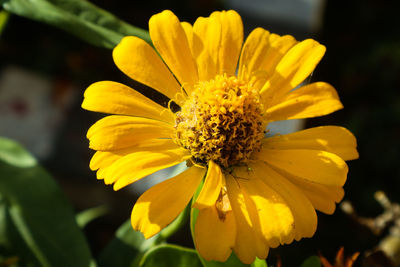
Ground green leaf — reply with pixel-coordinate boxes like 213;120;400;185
139;244;203;267
76;205;108;228
300;256;321;267
0;137;95;267
251;258;267;267
1;0;151;49
190;180;250;267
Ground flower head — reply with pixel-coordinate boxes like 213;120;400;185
82;10;358;264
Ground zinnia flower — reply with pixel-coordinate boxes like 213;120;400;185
82;10;358;264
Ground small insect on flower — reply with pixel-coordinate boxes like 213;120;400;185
82;10;358;264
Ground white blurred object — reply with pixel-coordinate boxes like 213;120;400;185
129;162;187;195
0;66;76;159
267;119;305;136
226;0;326;33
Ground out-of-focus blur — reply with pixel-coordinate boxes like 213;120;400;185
0;0;399;265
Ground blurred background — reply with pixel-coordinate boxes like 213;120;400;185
0;0;399;265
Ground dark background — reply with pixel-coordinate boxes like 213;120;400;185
1;0;399;266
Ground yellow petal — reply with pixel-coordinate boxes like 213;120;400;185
181;21;194;51
82;81;174;123
258;148;348;186
149;10;198;94
286;174;344;214
263;126;359;161
238;28;296;83
260;39;326;104
112;36;181;100
234;167;295;247
131;166;205;238
265;82;343;121
87;116;173;151
90;151;123;172
90;139;179;171
226;175;269;264
253;162;317;240
194;206;236;262
193;161;223;209
192;16;220;81
180;21;196;57
106;147;191;190
209;10;243;76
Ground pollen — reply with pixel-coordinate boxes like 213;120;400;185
174;74;265;168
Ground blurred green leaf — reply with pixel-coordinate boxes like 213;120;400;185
97;220;158;267
76;205;108;228
139;244;203;267
0;137;95;267
251;258;267;267
0;194;40;266
190;180;251;267
0;137;36;168
98;205;189;267
0;9;10;36
300;256;321;267
155;197;190;244
98;164;190;267
1;0;151;48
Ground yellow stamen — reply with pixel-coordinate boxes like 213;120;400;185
174;74;265;168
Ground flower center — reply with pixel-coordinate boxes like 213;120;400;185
174;74;265;168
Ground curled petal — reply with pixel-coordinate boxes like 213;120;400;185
193;161;223;210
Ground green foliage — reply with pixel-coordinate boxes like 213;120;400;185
76;205;108;228
0;137;95;266
140;244;203;267
97;220;159;267
0;10;10;36
300;256;321;267
251;258;268;267
98;169;190;267
1;0;151;48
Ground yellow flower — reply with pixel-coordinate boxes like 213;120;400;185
82;10;358;264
